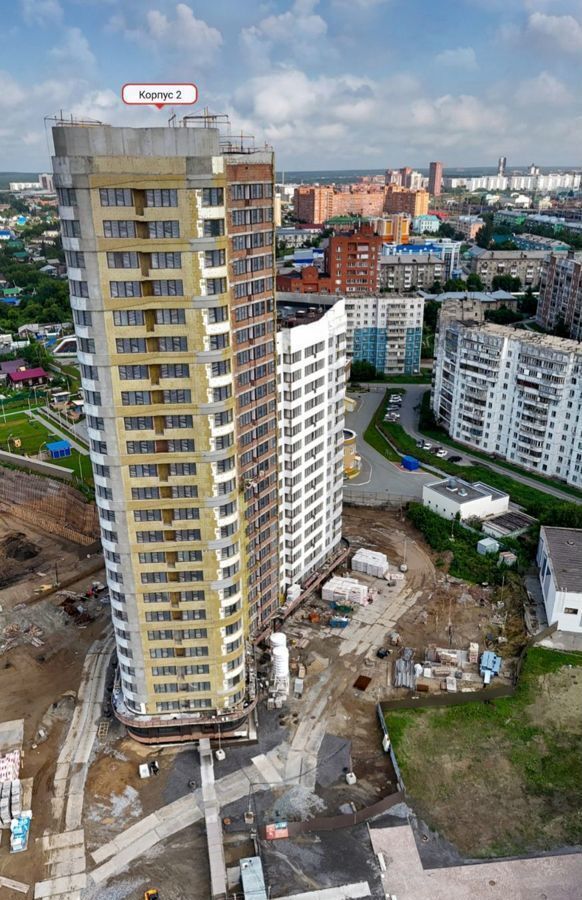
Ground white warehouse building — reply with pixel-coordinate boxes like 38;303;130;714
432;312;582;488
277;300;346;590
422;478;509;522
537;527;582;635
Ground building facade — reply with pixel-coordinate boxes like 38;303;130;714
384;185;429;217
324;224;384;294
277;302;346;591
378;253;443;292
468;247;547;288
537;527;582;634
428;162;443;197
53;122;279;742
412;214;440;234
432;314;582;487
293;184;386;225
346;294;423;375
385;238;461;280
537;252;582;339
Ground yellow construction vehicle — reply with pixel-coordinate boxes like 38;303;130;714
144;891;159;900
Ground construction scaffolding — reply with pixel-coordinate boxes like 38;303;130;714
0;469;99;546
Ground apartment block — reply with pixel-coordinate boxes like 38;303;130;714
346;294;423;375
432;311;582;487
53;122;278;743
468;247;547;289
428;162;443;197
277;302;346;590
384;185;429;217
537;252;582;339
293;184;385;225
378;253;443;292
324;224;384;294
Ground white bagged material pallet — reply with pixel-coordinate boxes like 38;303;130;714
0;751;20;783
322;575;368;606
351;548;388;578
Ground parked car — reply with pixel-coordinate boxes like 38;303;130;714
436;448;448;458
422;442;432;450
449;455;462;463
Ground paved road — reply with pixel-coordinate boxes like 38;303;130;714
397;386;581;505
344;390;434;502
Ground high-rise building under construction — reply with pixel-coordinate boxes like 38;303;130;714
52;121;279;743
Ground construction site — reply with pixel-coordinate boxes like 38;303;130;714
0;494;581;898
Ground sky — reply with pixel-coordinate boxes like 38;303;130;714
2;0;582;172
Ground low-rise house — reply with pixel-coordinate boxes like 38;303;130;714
422;478;509;522
537;527;582;634
6;367;50;387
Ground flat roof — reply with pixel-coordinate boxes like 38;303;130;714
426;478;508;505
541;526;582;593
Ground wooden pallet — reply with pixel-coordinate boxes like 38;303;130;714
97;720;110;740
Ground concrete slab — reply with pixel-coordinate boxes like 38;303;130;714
33;873;87;898
278;884;371;899
0;718;24;753
47;857;86;878
88;831;160;885
40;831;85;851
370;824;582;900
0;874;29;894
251;752;284;787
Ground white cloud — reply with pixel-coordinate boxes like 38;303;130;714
21;0;63;25
49;27;96;70
515;71;572;105
332;0;391;7
110;3;223;63
526;11;582;51
435;46;478;68
240;0;327;67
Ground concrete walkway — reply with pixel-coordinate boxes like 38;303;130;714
34;631;114;900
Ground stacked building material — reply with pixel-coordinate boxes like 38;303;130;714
322;575;369;606
10;812;31;853
0;751;19;783
351;548;389;578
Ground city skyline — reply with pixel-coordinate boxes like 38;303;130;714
1;0;581;170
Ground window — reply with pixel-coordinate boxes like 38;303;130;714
113;309;145;326
100;187;133;206
127;440;156;453
205;249;225;268
91;438;107;454
152;279;183;296
210;334;229;351
81;363;98;380
62;219;81;237
230;182;272;200
124;415;153;430
57;187;76;205
135;508;162;522
160;363;189;378
151;252;182;269
162;389;191;403
211;361;230;377
73;308;92;327
117;338;147;353
85;390;101;405
173;507;199;520
146;189;178;207
111;281;141;298
94;463;110;477
564;607;579;615
140;552;165;563
158;336;187;352
104;220;136;238
122;390;151;405
97;484;112;499
78;337;95;353
148;221;180;239
107;251;139;269
137;531;164;543
66;250;85;268
130;463;157;477
165;414;193;428
203;219;224;237
206;278;226;295
172;486;198;500
175;529;201;542
155;308;185;325
208;306;228;323
176;549;202;561
168;439;195;453
213;386;231;402
119;365;149;380
202;187;224;206
132;486;160;500
87;414;104;429
169;462;197;476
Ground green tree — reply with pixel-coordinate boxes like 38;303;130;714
466;273;484;291
475;215;494;248
491;274;522;292
350;359;379;381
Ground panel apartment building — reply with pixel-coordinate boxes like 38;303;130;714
277;302;346;590
52;122;280;743
537;251;582;339
432;306;582;487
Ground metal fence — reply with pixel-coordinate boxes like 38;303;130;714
344;491;412;509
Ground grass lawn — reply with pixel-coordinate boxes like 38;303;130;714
0;414;94;489
386;647;582;857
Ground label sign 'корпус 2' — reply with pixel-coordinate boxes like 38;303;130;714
122;84;198;109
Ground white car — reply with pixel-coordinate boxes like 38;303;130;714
436;448;448;458
389;396;402;403
422;442;432;450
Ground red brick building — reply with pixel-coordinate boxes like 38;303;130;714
276;265;334;294
324;223;384;294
